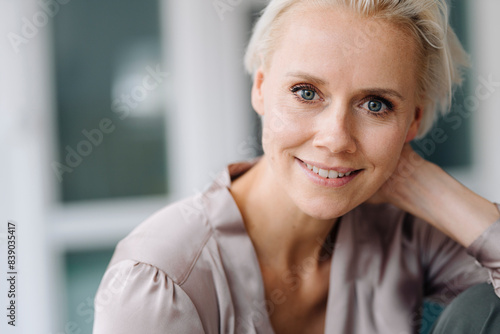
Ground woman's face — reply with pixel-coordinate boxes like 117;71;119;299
252;5;422;220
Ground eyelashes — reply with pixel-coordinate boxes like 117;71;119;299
290;84;321;104
359;95;394;117
289;83;396;117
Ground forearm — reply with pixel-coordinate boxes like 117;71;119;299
389;155;500;248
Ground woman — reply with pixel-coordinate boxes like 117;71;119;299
94;0;500;333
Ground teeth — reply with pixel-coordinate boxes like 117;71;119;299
318;169;328;178
304;162;355;179
328;170;338;179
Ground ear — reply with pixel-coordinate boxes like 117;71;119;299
405;107;422;143
251;68;265;116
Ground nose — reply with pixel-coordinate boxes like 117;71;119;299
312;103;357;154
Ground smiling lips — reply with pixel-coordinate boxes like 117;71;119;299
299;159;360;179
306;163;352;179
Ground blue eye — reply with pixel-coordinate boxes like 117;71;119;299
362;98;392;114
300;89;317;101
291;84;321;103
368;100;383;112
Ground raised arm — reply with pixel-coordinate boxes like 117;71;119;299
372;144;500;297
376;144;500;248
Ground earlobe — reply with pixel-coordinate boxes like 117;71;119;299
251;69;265;116
405;107;423;143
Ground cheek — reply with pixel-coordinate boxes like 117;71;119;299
261;99;314;153
360;123;407;169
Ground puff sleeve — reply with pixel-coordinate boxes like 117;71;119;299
93;260;205;334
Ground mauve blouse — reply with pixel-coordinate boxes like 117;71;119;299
93;160;500;334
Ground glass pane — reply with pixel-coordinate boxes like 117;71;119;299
52;0;167;202
64;249;114;333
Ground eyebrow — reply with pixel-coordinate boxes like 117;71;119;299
360;88;405;101
286;71;405;101
286;71;329;86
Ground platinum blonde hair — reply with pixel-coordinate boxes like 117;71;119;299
244;0;469;138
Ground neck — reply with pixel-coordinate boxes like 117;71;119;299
230;158;338;272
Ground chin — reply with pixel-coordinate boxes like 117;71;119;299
298;198;358;221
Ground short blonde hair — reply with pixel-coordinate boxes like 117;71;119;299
244;0;469;138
